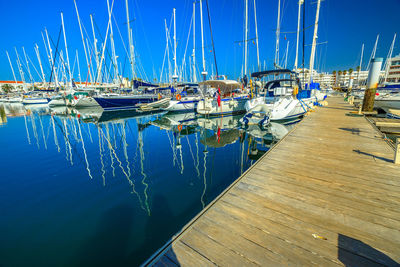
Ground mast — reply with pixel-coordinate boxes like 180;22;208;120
357;43;364;86
205;0;218;78
6;51;18;87
76;49;82;83
14;48;25;84
125;0;135;85
200;0;207;80
253;0;260;71
44;29;58;86
107;0;119;84
294;0;303;70
34;44;46;83
284;41;289;69
192;1;197;82
90;14;100;79
274;0;281;68
61;12;72;84
97;0;114;84
384;33;396;83
366;34;379;71
74;0;93;84
309;0;321;83
172;8;178;83
22;47;34;88
244;0;248;76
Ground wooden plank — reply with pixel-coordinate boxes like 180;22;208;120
376;121;400;128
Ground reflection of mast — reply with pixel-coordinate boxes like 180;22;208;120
24;114;31;144
38;114;47;150
176;133;184;174
97;127;106;186
186;135;200;178
51;116;60;152
87;124;93;143
63;119;73;165
77;119;93;179
30;112;40;149
138;123;151;216
106;124;115;177
201;127;208;208
122;122;131;177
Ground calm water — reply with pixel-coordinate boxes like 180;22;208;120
0;103;297;266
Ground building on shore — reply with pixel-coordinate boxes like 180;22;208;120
385;54;400;83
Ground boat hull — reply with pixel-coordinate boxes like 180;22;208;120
73;97;100;108
196;95;249;116
22;98;50;105
93;95;158;111
164;96;200;112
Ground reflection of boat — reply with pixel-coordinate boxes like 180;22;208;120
23;104;50;114
197;115;241;131
200;129;240;148
1;103;26;117
95;109;165;124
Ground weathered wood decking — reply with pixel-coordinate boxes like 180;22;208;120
149;97;400;266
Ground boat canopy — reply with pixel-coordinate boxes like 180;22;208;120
251;69;295;78
199;80;241;94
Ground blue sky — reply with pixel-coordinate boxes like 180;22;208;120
0;0;399;82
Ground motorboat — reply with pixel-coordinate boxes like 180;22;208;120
249;69;313;121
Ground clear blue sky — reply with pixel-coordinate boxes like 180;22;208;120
0;0;399;82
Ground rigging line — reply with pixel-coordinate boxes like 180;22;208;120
26;54;42;82
181;14;193;81
48;28;69;86
92;16;123;84
205;0;218;77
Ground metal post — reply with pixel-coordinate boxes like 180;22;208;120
362;58;383;112
395;138;400;164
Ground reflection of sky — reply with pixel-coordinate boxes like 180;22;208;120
0;108;283;266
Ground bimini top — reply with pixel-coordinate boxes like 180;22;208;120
199;80;241;94
251;69;295;78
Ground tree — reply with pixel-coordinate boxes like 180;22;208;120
1;84;13;93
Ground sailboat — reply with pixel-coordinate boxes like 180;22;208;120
196;80;249;115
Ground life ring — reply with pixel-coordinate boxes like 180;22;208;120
176;94;181;101
177;125;182;131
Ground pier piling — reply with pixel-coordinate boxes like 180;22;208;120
362;58;383;112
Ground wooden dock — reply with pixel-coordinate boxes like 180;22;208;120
147;97;400;266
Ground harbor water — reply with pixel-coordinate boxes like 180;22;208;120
0;103;297;266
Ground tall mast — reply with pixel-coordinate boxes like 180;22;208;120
22;47;34;85
200;0;207;80
97;0;114;84
15;48;25;84
34;44;46;83
284;41;289;69
6;51;18;86
294;0;303;70
61;12;72;84
244;0;248;76
357;43;364;86
253;0;260;71
74;0;93;84
90;14;100;78
274;0;281;68
45;29;59;87
172;8;178;83
125;0;135;84
205;0;218;78
384;33;396;82
76;49;82;83
309;0;321;83
366;34;379;71
107;0;119;84
192;1;197;82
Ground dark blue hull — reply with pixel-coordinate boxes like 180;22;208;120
94;95;158;110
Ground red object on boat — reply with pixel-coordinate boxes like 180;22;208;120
376;93;380;96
